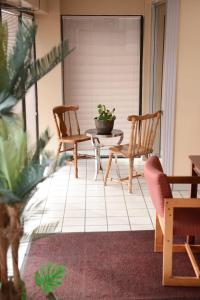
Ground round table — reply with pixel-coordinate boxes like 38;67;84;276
85;129;124;180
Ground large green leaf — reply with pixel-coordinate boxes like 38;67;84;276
0;117;50;204
35;262;65;295
0;117;26;191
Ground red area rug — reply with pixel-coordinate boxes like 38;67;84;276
22;231;200;299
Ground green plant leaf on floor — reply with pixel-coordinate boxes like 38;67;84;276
35;262;65;295
20;280;27;300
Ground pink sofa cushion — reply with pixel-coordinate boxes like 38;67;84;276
144;156;200;236
144;156;172;217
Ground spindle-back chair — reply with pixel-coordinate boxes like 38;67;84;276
104;111;161;193
53;105;90;178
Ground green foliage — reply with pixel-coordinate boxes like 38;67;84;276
35;262;65;296
0;21;74;115
96;104;116;121
0;23;9;92
21;280;27;300
0;117;50;204
0;18;73;204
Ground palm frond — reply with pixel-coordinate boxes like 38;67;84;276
0;23;9;93
32;129;51;162
0;21;74;115
7;21;37;102
13;161;46;200
26;40;74;91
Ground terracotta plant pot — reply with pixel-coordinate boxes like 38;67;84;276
95;118;114;135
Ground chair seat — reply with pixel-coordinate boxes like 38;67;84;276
109;144;153;157
60;134;90;143
174;208;200;236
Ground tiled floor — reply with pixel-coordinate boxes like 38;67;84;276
7;157;194;275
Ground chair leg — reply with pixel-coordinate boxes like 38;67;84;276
163;205;173;285
154;216;163;252
73;143;78;178
104;152;113;185
128;158;133;193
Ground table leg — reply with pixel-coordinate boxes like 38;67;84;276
188;162;198;244
94;146;101;180
91;138;102;180
115;133;124;164
191;163;198;198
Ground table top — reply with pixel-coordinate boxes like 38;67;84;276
85;128;123;138
189;155;200;175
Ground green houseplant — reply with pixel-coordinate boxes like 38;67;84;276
94;104;116;134
0;20;73;299
35;262;65;300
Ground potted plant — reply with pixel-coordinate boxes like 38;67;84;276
94;104;116;135
0;20;73;299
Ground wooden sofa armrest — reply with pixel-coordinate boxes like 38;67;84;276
167;176;200;184
164;198;200;208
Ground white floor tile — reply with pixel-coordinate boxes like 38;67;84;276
105;195;124;202
85;226;107;232
108;225;130;231
62;226;84;232
86;218;107;226
107;217;129;225
86;190;105;197
106;203;126;210
86;209;106;218
125;201;146;209
63;218;84;226
65;203;86;210
128;209;149;217
86;201;106;209
129;216;152;225
107;209;128;217
67;197;85;203
64;210;85;218
131;224;153;231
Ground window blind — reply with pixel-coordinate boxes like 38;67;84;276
1;10;38;147
62;16;141;150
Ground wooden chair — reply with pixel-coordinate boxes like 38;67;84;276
144;155;200;286
53;105;90;178
104;111;161;193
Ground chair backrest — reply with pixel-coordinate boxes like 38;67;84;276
53;105;81;138
127;111;161;157
144;155;172;217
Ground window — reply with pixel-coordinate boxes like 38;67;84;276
0;7;38;147
62;16;142;148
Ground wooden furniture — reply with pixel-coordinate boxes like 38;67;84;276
144;155;200;286
104;111;161;193
85;129;124;180
189;155;200;198
53;105;90;178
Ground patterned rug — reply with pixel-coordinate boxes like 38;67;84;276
22;231;200;299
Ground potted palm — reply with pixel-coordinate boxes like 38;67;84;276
94;104;116;134
0;20;73;299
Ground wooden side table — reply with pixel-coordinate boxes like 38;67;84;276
189;155;200;198
85;129;124;180
188;155;200;244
